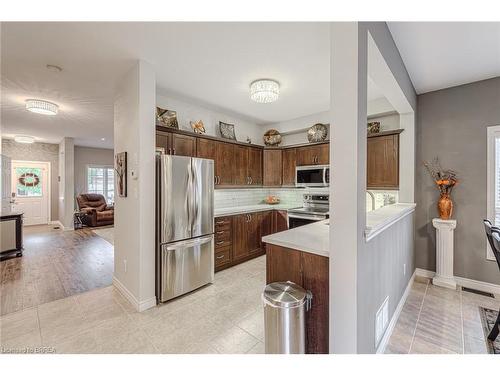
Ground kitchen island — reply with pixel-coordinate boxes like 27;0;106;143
261;203;417;354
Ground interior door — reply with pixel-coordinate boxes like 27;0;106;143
11;161;49;225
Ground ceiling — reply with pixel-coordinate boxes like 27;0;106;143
388;22;500;94
1;22;387;148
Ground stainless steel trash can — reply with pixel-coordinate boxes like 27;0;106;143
262;281;312;354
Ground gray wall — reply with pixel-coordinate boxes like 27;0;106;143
358;212;415;353
1;139;59;221
74;146;114;196
416;77;500;285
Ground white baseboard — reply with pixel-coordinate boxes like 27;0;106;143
112;276;156;312
376;270;416;354
49;220;65;229
416;268;500;296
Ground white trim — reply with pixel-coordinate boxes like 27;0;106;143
365;204;416;242
486;125;500;261
415;268;500;296
49;220;64;229
376;270;416;354
112;276;156;312
85;164;115;203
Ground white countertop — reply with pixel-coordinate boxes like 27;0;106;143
262;202;416;257
262;219;330;257
365;203;416;241
214;204;298;217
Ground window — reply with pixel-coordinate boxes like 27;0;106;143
486;125;500;260
87;165;114;203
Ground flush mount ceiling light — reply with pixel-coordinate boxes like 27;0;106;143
25;99;59;116
14;135;35;144
250;79;280;103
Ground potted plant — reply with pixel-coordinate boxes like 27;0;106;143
424;158;458;220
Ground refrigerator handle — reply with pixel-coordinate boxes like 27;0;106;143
163;235;213;251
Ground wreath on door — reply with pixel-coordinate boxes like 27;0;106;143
18;172;40;187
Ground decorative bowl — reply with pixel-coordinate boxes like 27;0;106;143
307;123;328;143
263;129;282;146
264;196;280;205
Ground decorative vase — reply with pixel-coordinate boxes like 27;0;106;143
437;193;453;220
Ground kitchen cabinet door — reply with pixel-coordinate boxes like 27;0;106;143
272;210;288;233
233;214;250;261
367;134;399;189
296;146;316;166
216;142;234;186
259;211;273;249
196;138;217;160
263;149;282;186
156;132;172;154
171;134;196;157
315;144;329;165
233;145;249;186
248;147;263;186
282;148;297;186
247;212;262;254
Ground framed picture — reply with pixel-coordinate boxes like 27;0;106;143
219;121;236;140
115;152;127;197
156;107;179;129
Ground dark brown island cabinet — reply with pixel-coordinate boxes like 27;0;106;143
266;243;329;354
156;126;402;190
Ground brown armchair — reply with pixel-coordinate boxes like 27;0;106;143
76;193;114;227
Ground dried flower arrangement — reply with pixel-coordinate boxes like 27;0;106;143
423;157;458;219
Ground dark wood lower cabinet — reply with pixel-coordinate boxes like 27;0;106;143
266;243;329;354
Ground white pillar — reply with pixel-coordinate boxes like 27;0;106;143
432;218;457;289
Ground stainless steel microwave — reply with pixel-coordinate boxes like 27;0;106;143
295;165;329;187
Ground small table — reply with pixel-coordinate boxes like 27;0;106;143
1;212;23;260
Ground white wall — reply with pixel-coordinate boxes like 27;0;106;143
58;137;74;229
74;146;114;197
113;60;156;311
368;113;400;132
268;111;331;146
156;93;264;145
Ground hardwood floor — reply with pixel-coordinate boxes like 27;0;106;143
0;225;113;316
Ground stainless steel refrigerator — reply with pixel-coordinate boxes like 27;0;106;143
156;155;214;303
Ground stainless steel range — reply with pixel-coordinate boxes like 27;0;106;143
287;194;329;228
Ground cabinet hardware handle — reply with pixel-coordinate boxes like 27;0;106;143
173;148;176;155
216;220;226;224
250;176;253;184
216;241;224;245
216;255;225;259
168;148;171;155
216;231;224;235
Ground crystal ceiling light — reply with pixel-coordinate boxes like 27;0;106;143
25;99;59;115
250;79;280;103
14;135;35;144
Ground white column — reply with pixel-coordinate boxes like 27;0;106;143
432;218;457;289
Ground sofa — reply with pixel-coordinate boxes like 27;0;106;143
76;193;114;227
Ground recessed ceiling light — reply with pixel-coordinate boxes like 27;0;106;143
14;135;35;144
101;138;106;141
250;79;280;103
46;64;62;73
25;99;59;116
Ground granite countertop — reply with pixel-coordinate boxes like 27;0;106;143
214;203;299;217
262;202;417;257
262;219;330;257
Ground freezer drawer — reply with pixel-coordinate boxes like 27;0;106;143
159;234;214;302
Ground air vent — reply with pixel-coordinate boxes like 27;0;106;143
461;286;495;298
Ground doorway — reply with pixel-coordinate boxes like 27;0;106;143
11;160;50;226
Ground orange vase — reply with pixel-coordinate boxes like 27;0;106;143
437;193;453;220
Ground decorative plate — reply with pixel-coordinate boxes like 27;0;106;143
156;107;179;129
367;121;381;134
307;123;328;143
263;129;282;146
219;121;236;140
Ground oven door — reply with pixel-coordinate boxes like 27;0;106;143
288;213;327;228
295;165;329;187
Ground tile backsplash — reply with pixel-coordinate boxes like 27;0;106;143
366;190;398;212
214;188;329;209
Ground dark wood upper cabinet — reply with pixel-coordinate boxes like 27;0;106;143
156;132;172;153
367;133;399;189
216;142;235;186
263;149;283;186
282;148;297;186
233;145;249;186
196;138;217;160
171;134;196;156
248;147;263;186
296;143;329;166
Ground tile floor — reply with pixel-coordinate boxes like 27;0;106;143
0;255;266;354
385;276;500;354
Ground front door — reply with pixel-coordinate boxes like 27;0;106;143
11;161;49;226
